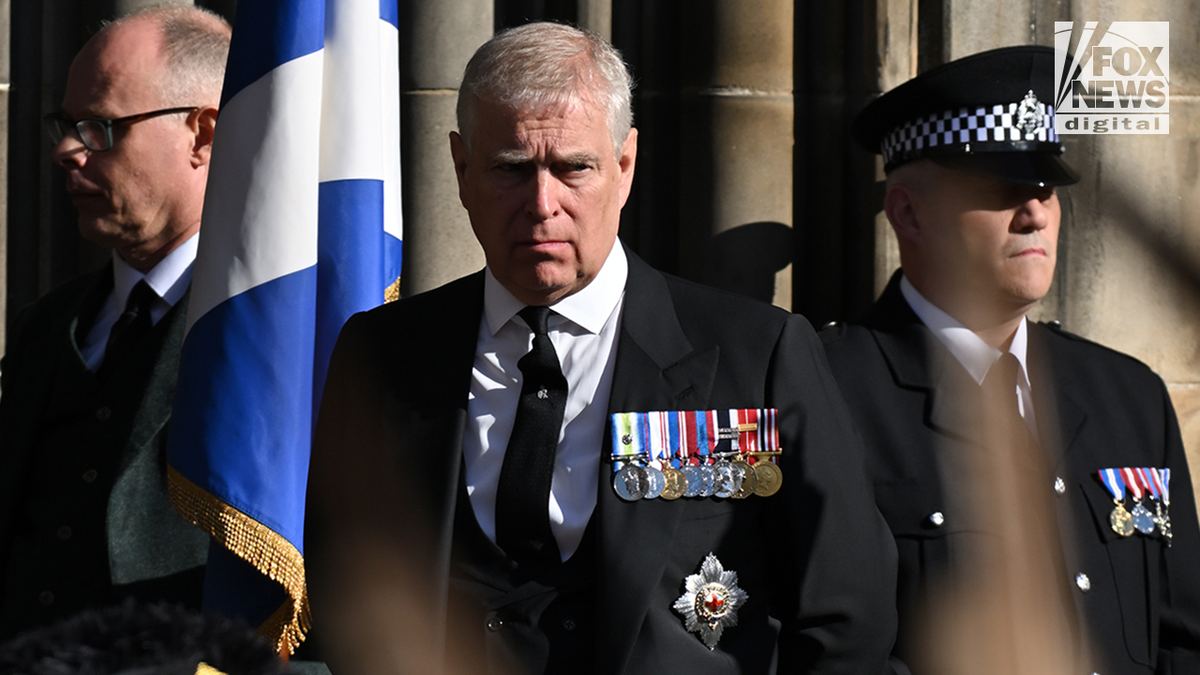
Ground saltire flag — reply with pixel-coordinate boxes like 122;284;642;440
166;0;402;654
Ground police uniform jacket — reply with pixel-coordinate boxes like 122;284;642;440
820;272;1200;675
306;245;898;675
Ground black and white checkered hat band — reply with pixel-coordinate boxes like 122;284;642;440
882;101;1058;167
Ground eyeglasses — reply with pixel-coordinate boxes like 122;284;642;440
43;106;199;152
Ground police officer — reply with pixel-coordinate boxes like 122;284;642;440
822;46;1200;674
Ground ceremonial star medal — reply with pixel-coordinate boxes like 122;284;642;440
1099;469;1135;537
673;553;748;650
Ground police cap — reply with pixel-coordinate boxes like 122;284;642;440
852;45;1080;187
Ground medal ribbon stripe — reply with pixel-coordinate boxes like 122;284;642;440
725;409;739;452
1099;469;1126;502
672;411;686;469
609;412;641;471
667;411;682;469
1136;468;1159;500
692;411;707;465
702;410;718;462
1160;468;1171;503
683;411;698;466
764;409;779;451
1142;468;1162;500
649;411;669;469
1121;468;1144;500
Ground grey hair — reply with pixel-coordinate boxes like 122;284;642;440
105;4;232;107
457;22;634;156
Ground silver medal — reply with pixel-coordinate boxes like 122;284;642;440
643;465;667;499
712;460;743;499
1132;502;1156;535
613;464;649;501
697;465;717;497
681;465;703;497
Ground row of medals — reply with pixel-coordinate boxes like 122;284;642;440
613;451;782;501
1110;496;1171;544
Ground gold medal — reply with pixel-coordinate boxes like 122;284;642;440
752;460;782;497
661;466;687;500
1110;504;1135;537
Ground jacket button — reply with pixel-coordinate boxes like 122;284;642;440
562;618;577;631
1054;477;1066;495
56;526;72;541
38;591;54;606
486;616;503;632
95;406;112;421
1076;573;1091;592
928;511;945;527
82;470;98;483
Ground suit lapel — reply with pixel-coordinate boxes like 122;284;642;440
596;249;719;674
868;275;989;447
1027;323;1086;470
412;274;485;631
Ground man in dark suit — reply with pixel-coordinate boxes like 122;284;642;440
0;6;230;640
822;46;1200;674
307;22;896;675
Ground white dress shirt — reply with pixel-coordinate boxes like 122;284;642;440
900;274;1038;437
80;233;199;372
464;243;627;561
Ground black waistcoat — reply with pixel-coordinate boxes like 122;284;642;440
0;298;204;640
448;477;598;675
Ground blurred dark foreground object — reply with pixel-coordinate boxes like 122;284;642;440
0;599;294;675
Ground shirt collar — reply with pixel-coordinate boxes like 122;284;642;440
900;273;1031;387
483;242;628;335
110;232;199;307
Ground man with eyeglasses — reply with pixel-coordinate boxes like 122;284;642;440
0;6;231;640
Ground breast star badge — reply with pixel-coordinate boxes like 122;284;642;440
673;553;748;649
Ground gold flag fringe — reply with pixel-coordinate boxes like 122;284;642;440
385;276;402;303
168;466;312;655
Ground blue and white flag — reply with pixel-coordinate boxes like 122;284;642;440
167;0;401;653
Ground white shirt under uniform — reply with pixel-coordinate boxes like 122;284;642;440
463;243;627;561
900;274;1038;438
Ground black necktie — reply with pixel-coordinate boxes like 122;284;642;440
99;280;156;376
495;305;568;568
982;353;1040;463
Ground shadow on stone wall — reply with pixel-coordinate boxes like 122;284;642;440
700;221;795;304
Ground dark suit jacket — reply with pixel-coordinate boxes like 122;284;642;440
307;247;897;674
821;273;1200;675
0;265;208;637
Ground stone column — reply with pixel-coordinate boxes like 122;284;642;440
398;1;491;297
578;0;612;39
676;0;794;309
